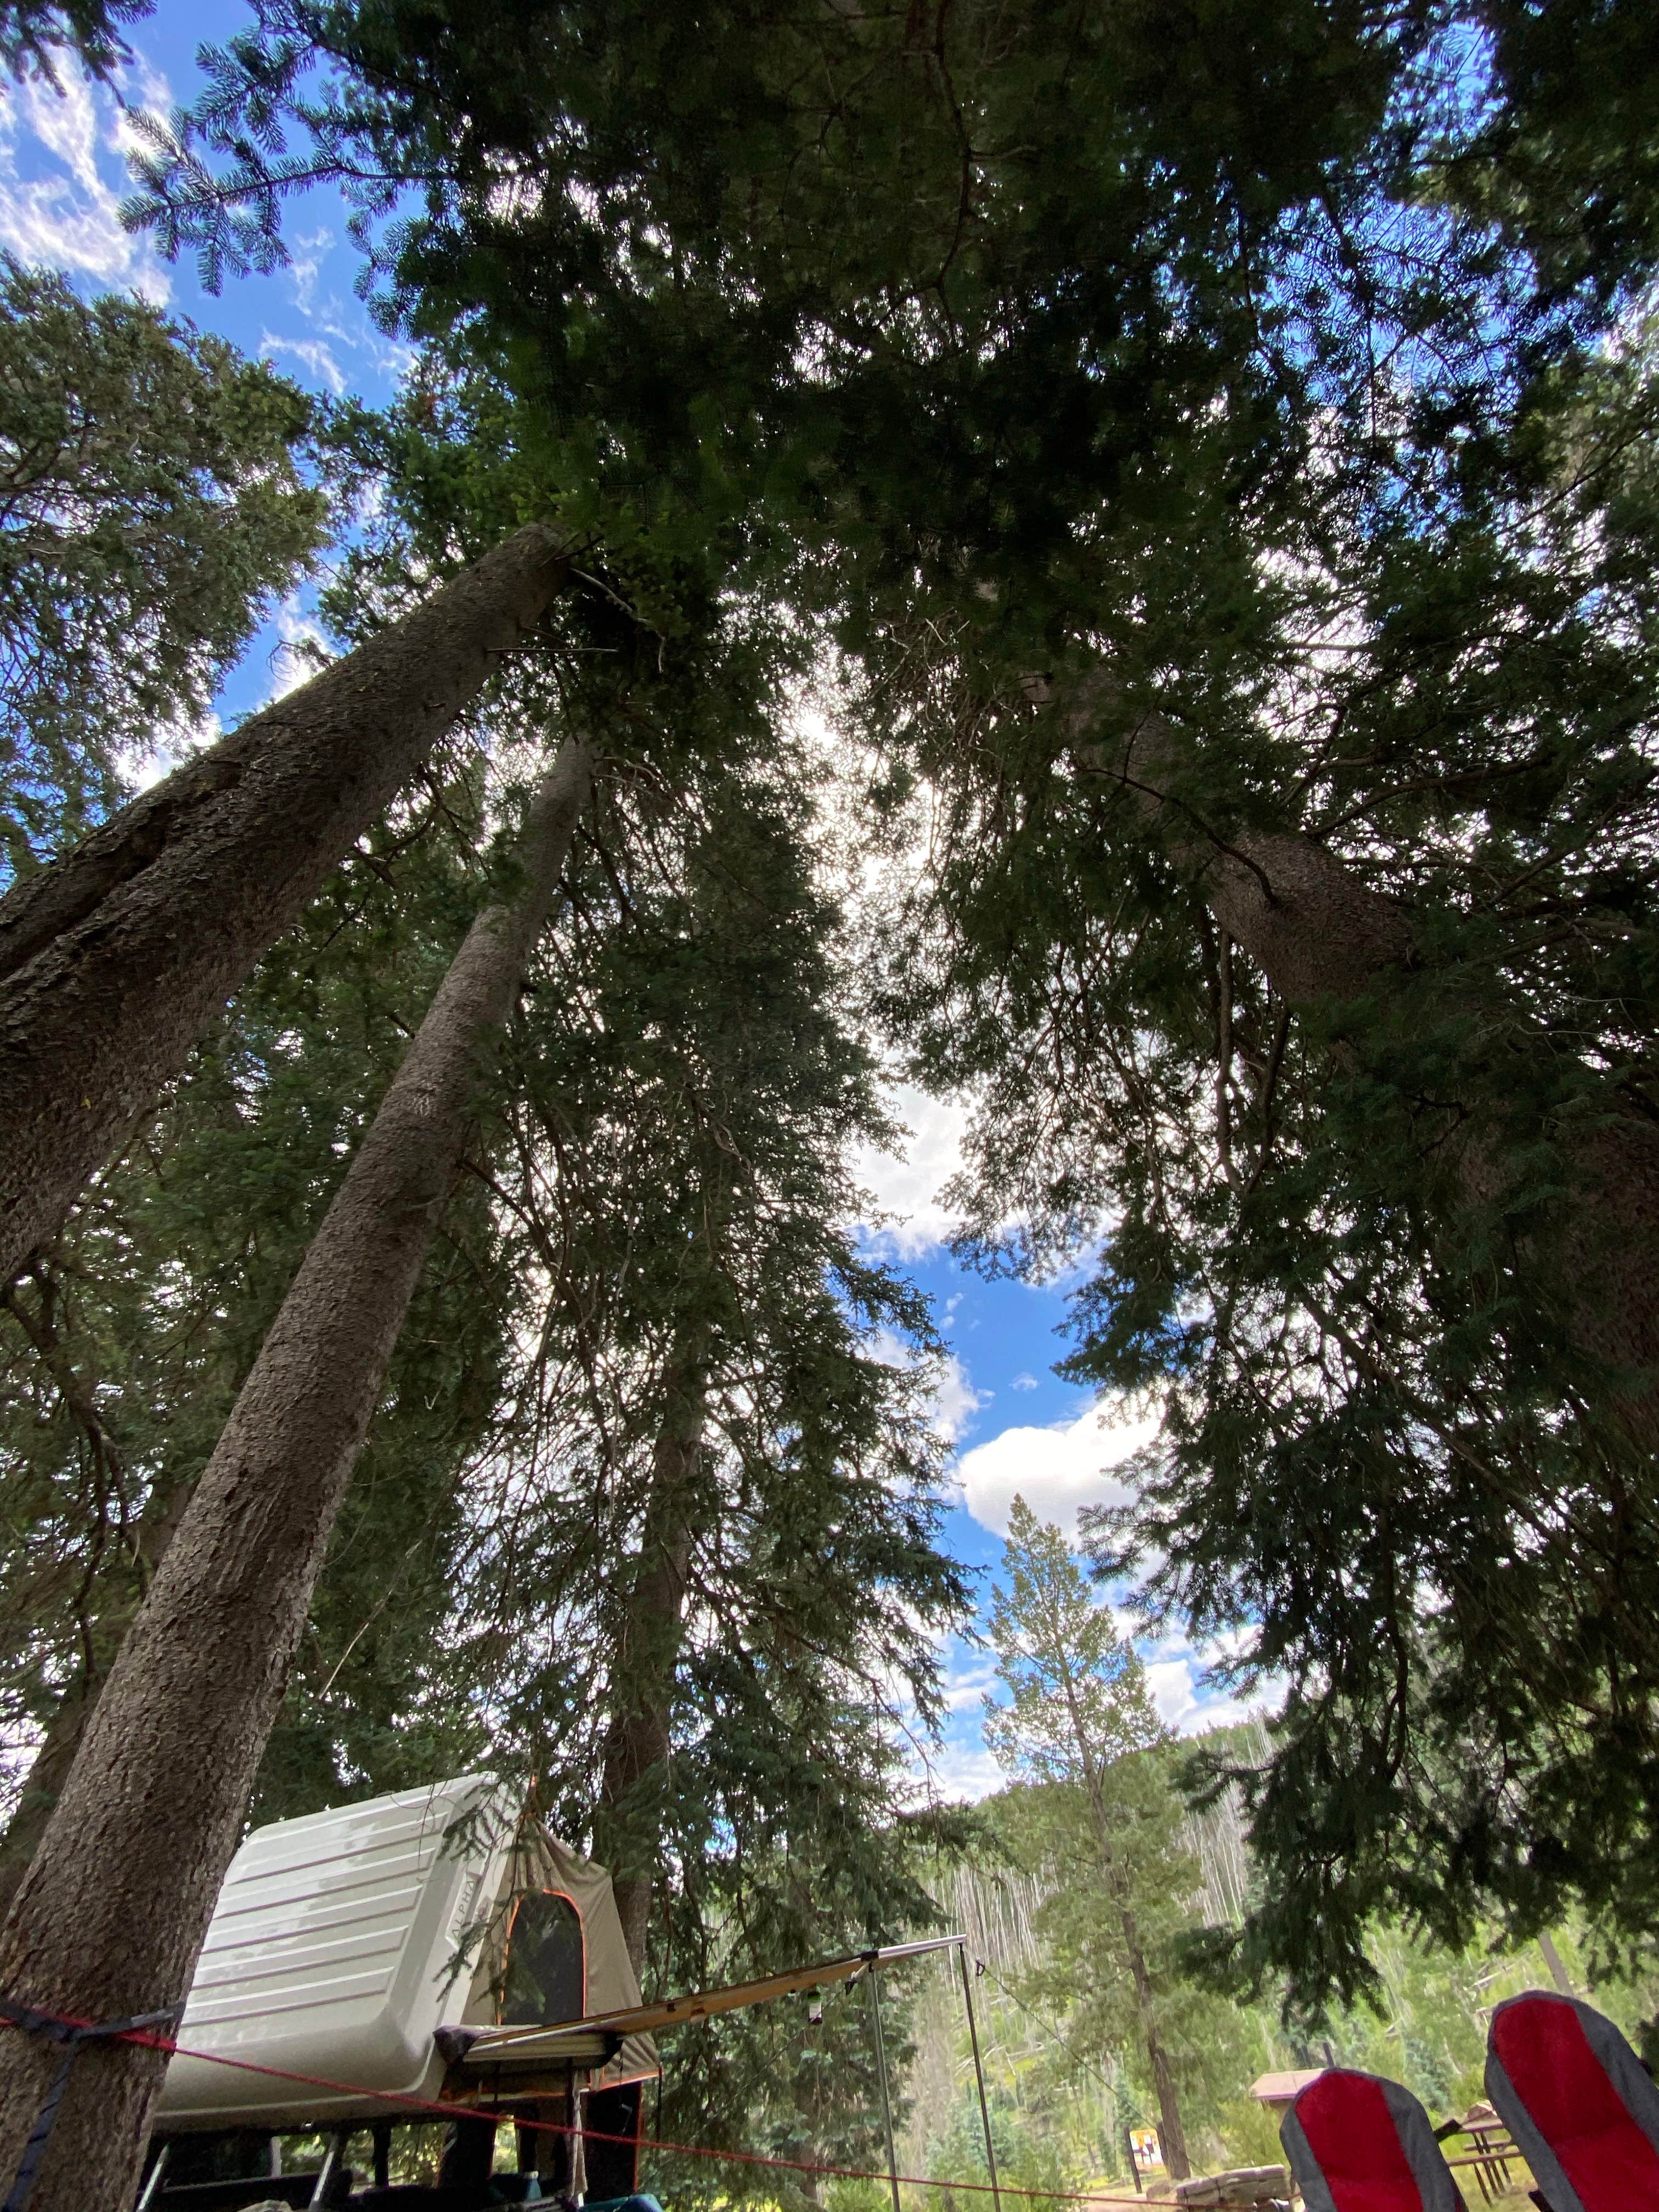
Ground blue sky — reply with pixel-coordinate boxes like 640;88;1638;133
0;3;1252;1797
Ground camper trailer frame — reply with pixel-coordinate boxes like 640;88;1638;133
126;1780;997;2212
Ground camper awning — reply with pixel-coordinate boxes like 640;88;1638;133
453;1934;964;2072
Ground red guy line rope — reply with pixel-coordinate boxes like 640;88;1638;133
0;2008;1159;2209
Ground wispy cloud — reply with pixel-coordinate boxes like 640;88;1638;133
913;1737;1005;1804
284;225;332;314
932;1351;989;1445
261;330;347;395
265;591;334;703
1143;1649;1268;1737
0;62;171;298
871;1330;989;1449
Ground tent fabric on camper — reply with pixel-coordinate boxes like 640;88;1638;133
473;1814;657;2091
153;1774;655;2132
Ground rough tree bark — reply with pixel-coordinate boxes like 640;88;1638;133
0;522;571;1290
1059;676;1659;1453
596;1350;708;1977
1119;1898;1189;2184
0;737;593;2212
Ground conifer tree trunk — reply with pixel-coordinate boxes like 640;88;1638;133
0;1289;193;1912
1118;1900;1188;2183
1046;1630;1190;2180
1062;679;1659;1452
0;1696;89;1922
597;1351;707;1976
0;1467;190;1914
0;522;571;1289
0;737;592;2212
1084;1790;1188;2177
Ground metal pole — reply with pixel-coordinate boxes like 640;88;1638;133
134;2145;169;2212
1537;1932;1575;1996
956;1945;1003;2212
308;2129;349;2207
866;1962;904;2212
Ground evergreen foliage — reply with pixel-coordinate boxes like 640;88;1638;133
918;1764;1659;2186
0;0;147;84
0;314;977;2174
984;1502;1165;1785
0;262;330;872
985;1499;1209;2174
11;0;1659;2078
404;636;977;2194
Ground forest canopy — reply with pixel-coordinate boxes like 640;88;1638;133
1;1;1658;2205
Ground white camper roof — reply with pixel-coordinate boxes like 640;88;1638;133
156;1774;652;2132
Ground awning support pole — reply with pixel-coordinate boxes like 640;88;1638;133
866;1963;903;2212
134;2144;168;2212
308;2130;348;2207
956;1946;1002;2212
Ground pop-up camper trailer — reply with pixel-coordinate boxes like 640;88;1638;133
143;1773;657;2211
135;1773;995;2212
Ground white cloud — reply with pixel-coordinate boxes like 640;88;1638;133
262;331;347;395
266;592;334;702
0;63;170;298
1144;1654;1259;1737
1010;1370;1040;1391
1135;1618;1278;1737
113;706;222;796
870;1331;988;1448
940;1646;998;1716
267;222;415;398
285;226;332;314
853;1086;968;1256
932;1352;988;1444
901;1643;1007;1803
127;59;173;117
913;1739;1005;1803
955;1397;1159;1542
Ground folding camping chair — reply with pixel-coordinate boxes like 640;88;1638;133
1280;2066;1465;2212
1485;1989;1659;2212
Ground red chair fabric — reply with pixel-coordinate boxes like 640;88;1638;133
1486;1991;1659;2212
1280;2067;1463;2212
